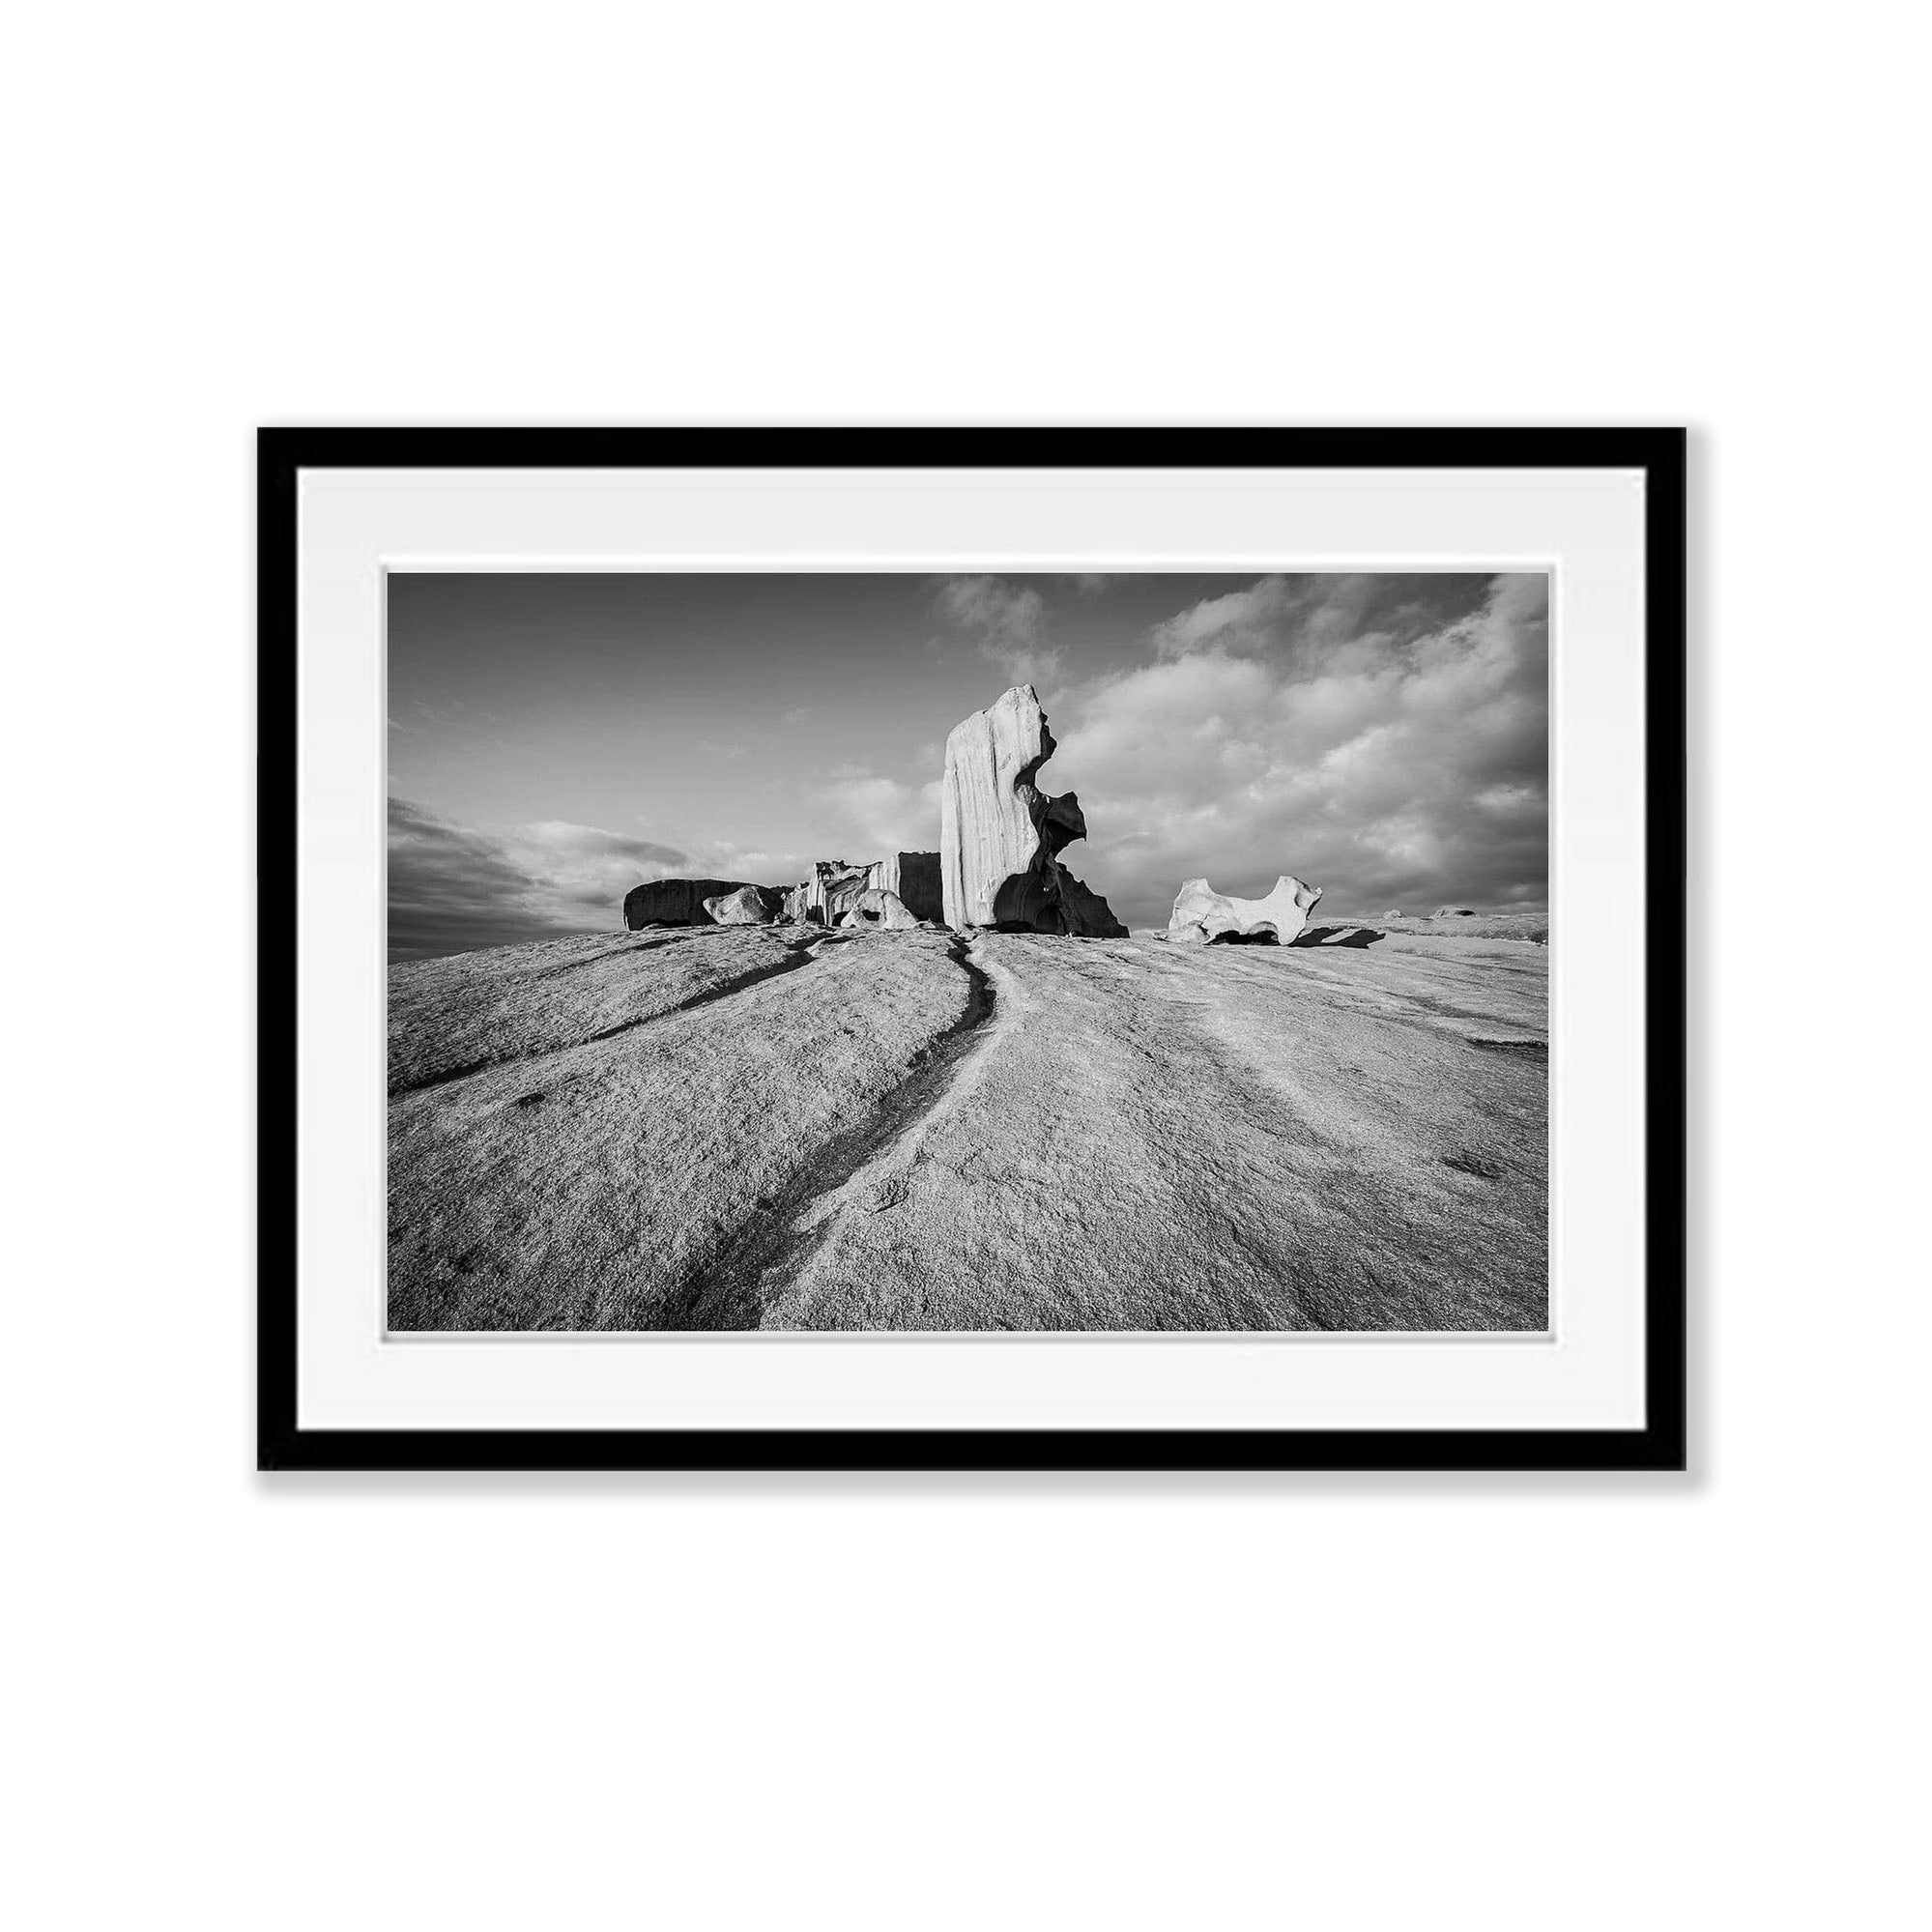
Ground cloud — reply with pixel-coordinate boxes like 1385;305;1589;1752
1145;572;1494;670
929;575;1064;688
1046;574;1548;929
692;844;813;878
388;797;688;960
812;770;942;857
781;706;815;727
501;819;700;917
697;738;749;761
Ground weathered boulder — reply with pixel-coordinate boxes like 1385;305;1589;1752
939;685;1126;937
704;885;778;926
1168;876;1323;946
833;887;923;931
624;879;770;929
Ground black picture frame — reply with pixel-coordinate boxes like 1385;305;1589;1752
259;427;1687;1474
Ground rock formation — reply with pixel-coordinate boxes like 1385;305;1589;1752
1297;924;1384;948
788;853;943;927
821;863;873;925
835;888;924;930
865;851;943;923
624;879;775;929
786;859;863;926
939;685;1126;937
704;885;778;926
1168;875;1323;946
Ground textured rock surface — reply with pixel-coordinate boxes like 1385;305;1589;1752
1168;875;1323;945
939;684;1126;937
764;933;1548;1332
704;885;777;926
388;929;976;1329
624;878;767;929
389;927;808;1096
389;929;1547;1331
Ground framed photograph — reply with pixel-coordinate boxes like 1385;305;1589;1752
260;428;1685;1471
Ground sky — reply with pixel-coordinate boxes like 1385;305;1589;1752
388;571;1548;959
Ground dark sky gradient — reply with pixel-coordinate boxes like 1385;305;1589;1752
388;572;1546;959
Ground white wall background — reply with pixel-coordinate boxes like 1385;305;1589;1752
6;4;1925;1927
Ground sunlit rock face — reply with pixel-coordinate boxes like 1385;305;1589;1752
624;879;770;928
939;685;1126;938
1168;876;1323;946
704;886;778;926
834;888;926;930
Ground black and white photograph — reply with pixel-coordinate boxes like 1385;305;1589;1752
387;568;1550;1334
23;7;1932;1927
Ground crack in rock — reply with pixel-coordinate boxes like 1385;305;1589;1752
658;937;1001;1328
391;939;822;1097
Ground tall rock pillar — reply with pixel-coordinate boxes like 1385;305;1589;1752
939;685;1126;937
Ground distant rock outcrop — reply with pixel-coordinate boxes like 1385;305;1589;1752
939;685;1126;937
1293;924;1385;949
1168;876;1323;946
704;885;778;926
790;852;943;927
793;858;855;926
624;879;773;929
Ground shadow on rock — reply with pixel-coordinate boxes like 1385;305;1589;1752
1291;925;1385;949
